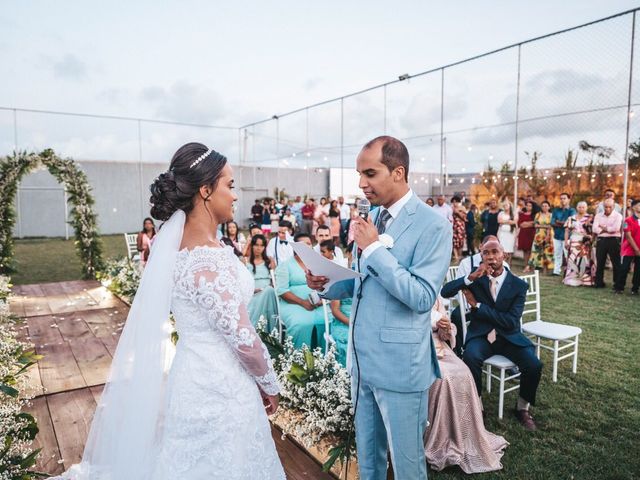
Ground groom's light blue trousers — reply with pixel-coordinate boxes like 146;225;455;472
352;378;429;480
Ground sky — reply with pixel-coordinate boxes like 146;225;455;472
1;1;639;172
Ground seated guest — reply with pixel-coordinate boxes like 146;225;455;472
275;233;326;350
136;217;156;267
245;234;278;328
243;223;264;258
266;221;294;265
319;239;347;267
450;236;509;355
313;224;345;263
619;199;640;294
441;238;543;431
224;221;246;253
424;297;508;473
220;237;244;260
329;296;351;367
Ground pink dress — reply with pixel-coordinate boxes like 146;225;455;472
424;299;508;473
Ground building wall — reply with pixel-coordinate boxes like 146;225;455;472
12;160;467;237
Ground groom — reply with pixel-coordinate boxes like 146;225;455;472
307;136;452;479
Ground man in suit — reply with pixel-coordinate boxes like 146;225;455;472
449;235;509;356
441;238;542;431
307;136;452;479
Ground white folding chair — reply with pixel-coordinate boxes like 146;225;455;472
446;265;459;283
520;271;582;382
321;300;336;356
270;269;286;342
124;233;140;262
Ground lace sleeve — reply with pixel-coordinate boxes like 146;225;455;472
192;263;280;396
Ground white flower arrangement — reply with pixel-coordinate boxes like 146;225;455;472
0;275;42;478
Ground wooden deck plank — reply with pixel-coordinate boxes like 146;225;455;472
15;280;335;479
271;424;334;479
67;337;113;387
47;389;97;469
8;291;26;317
26;396;64;476
37;343;86;394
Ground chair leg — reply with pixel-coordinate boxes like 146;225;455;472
536;336;541;358
572;335;579;374
486;365;492;393
498;368;505;420
552;340;559;382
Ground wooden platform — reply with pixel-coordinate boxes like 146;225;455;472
11;280;332;479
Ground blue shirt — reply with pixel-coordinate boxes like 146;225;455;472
551;206;576;240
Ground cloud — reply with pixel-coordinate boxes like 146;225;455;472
470;68;628;146
304;77;324;91
52;54;88;80
139;81;230;125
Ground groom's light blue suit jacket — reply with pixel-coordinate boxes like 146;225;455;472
324;193;452;392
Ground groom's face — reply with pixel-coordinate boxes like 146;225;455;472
356;144;397;207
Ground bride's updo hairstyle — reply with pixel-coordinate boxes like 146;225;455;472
150;142;227;221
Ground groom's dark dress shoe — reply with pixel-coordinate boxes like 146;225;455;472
515;409;537;431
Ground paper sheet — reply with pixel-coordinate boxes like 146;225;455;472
291;241;362;293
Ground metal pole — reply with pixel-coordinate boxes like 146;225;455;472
340;99;344;197
138;120;145;219
444;137;448;189
13;109;18;152
276;118;280;201
16;185;22;238
252;126;257;198
63;189;69;240
383;85;387;135
514;44;522;209
622;11;636;221
306;108;310;196
439;68;445;195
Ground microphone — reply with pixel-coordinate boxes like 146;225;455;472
357;198;371;220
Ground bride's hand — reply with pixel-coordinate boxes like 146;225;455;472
261;390;279;415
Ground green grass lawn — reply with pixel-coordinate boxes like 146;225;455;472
8;239;640;479
10;235;127;285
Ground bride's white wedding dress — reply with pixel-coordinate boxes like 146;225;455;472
153;245;285;479
53;209;285;480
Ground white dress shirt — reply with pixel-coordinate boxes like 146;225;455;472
339;203;351;221
362;189;413;259
313;243;345;263
432;202;453;223
266;237;294;264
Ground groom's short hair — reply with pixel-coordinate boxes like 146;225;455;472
363;136;409;182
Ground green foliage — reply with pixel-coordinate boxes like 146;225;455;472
0;150;104;278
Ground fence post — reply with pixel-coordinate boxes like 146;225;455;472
514;44;522;208
623;11;636;219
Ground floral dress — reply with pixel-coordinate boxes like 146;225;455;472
528;212;554;271
453;209;467;249
563;214;594;286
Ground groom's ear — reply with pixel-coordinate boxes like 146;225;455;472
393;165;406;183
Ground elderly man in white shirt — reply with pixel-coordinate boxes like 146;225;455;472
432;195;453;224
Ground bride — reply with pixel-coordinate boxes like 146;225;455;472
55;143;285;479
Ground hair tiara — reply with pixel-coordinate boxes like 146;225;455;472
189;149;212;169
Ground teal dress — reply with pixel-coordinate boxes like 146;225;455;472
330;298;351;367
246;263;278;329
275;257;326;350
